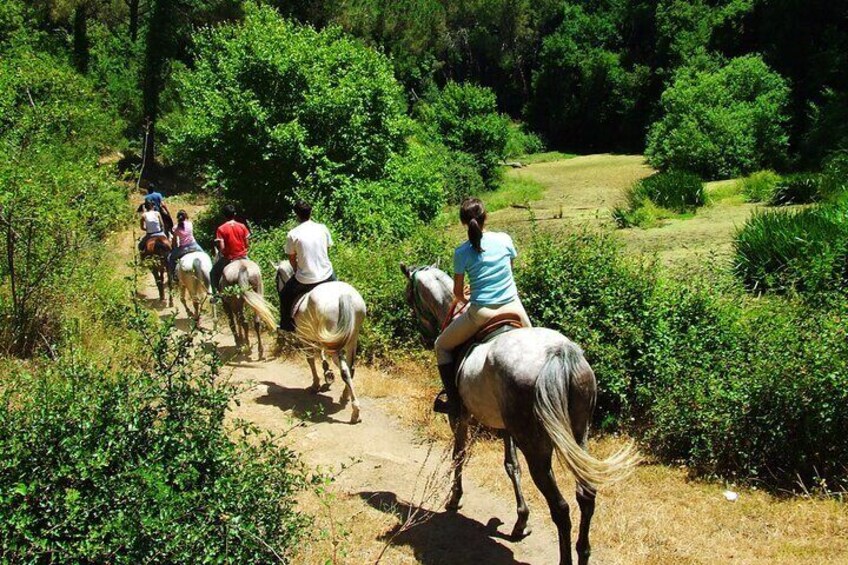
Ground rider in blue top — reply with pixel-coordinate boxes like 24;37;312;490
433;198;532;416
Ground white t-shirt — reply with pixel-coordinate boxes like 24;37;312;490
285;220;334;284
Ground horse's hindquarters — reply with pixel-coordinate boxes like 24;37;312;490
457;328;581;430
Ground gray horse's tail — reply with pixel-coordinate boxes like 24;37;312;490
193;256;211;292
238;265;277;330
295;293;356;353
534;343;640;489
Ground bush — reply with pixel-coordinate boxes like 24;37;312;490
164;4;408;223
421;81;510;189
613;171;704;228
519;229;848;491
0;318;307;562
504;124;545;158
646;55;791;179
733;206;848;295
634;171;705;212
820;151;848;202
739;170;781;202
769;173;822;205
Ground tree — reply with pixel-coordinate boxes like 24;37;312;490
645;55;791;179
164;4;407;221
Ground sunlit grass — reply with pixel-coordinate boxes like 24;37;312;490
518;151;578;164
478;175;546;212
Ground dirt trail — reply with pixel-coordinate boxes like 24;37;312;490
130;235;565;564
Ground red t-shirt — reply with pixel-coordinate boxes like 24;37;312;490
216;220;250;260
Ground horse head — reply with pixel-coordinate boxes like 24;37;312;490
400;262;452;347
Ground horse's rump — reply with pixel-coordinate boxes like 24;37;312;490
142;235;171;258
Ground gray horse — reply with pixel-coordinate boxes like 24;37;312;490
402;263;639;565
275;261;367;424
218;259;276;358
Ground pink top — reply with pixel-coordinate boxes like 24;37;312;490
173;220;196;247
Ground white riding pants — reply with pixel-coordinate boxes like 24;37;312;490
434;299;532;364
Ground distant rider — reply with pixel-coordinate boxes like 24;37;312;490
136;182;173;235
210;204;251;297
278;201;336;331
433;198;531;416
167;209;204;276
137;200;166;252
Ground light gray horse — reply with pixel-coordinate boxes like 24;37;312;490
402;263;639;565
174;250;214;323
219;259;277;358
275;261;367;424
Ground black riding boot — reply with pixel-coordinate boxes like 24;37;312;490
434;362;459;416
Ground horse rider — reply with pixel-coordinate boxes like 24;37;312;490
167;209;204;276
136;182;173;235
210;204;251;299
278;200;337;332
433;197;532;416
137;200;166;252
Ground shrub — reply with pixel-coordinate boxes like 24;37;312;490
733;206;848;295
739;170;781;202
634;171;705;212
646;55;791;179
164;4;408;223
519;229;848;491
504;124;545;158
820;151;848;202
769;173;822;205
0;317;307;562
421;81;510;189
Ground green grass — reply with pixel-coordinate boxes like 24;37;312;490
517;151;578;165
480;175;546;212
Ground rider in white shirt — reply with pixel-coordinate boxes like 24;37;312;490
278;201;337;331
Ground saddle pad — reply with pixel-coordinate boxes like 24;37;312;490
142;235;171;257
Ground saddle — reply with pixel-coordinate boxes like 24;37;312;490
141;235;171;258
282;277;336;331
445;303;524;379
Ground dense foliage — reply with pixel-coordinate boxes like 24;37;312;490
0;318;306;562
738;170;781;203
165;4;408;222
0;6;126;356
519;230;848;491
645;55;791;179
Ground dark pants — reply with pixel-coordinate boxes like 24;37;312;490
168;242;203;275
279;272;337;331
211;256;247;293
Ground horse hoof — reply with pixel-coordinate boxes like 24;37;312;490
319;383;332;393
308;385;320;395
350;410;361;424
324;371;335;384
510;525;532;540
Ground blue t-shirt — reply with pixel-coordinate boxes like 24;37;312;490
453;232;518;306
145;191;164;211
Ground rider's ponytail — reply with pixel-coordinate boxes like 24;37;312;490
460;198;487;253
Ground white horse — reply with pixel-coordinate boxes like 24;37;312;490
403;264;639;565
174;250;214;322
219;259;277;358
274;261;367;424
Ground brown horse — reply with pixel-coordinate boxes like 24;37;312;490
140;235;172;306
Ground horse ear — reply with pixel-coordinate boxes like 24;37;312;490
400;262;411;278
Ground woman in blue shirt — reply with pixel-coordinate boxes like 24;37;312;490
433;198;531;415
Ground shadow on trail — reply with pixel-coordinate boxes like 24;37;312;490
255;380;349;424
359;491;529;565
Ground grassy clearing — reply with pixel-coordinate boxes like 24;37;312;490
478;174;546;212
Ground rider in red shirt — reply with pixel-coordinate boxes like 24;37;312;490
210;204;251;295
